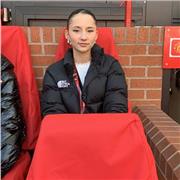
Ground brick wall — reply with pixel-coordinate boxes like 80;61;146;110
22;26;164;108
133;106;180;180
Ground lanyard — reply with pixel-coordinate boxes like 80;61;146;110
73;66;85;114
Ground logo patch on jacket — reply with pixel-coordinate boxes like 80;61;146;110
57;80;70;88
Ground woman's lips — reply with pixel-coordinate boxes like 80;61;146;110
78;43;89;47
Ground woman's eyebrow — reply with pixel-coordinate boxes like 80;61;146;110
87;27;95;29
72;26;95;29
72;26;82;28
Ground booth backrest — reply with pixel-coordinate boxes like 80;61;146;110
1;26;41;150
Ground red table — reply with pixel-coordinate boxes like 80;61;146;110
27;114;157;180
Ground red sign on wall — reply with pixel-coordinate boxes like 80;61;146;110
163;27;180;69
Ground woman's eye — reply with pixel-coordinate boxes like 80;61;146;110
73;29;79;32
88;30;94;33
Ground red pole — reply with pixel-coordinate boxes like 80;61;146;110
124;0;132;27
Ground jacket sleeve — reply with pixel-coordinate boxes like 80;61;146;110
103;60;128;113
41;70;67;117
1;55;25;177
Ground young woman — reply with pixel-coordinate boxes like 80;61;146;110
41;9;128;117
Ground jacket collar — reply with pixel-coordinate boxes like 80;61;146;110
63;44;104;90
91;44;104;65
63;44;104;69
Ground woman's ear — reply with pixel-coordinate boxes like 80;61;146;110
64;29;71;45
95;29;98;41
64;29;69;40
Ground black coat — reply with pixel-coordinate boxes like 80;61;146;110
1;55;25;177
41;44;128;117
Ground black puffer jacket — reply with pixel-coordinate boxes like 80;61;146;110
1;55;25;177
41;44;128;117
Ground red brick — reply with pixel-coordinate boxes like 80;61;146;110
166;161;173;180
126;28;137;43
44;45;57;55
145;122;155;133
131;56;162;66
116;45;146;55
167;153;180;175
157;166;166;180
32;56;54;66
150;27;160;43
30;45;42;55
159;127;180;132
162;145;177;161
30;27;41;42
34;67;44;78
148;67;162;77
145;113;167;118
131;100;161;108
22;27;28;40
162;132;180;137
173;144;180;151
173;167;180;180
152;132;164;145
153;121;178;127
114;28;125;43
128;90;144;99
43;27;53;42
137;27;149;43
118;56;130;66
167;137;180;144
149;45;163;55
159;155;166;177
124;67;145;77
55;27;64;43
147;90;162;99
36;78;43;90
159;28;165;43
130;79;162;88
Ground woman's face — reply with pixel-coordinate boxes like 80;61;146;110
66;13;98;54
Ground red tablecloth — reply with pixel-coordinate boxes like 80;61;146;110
27;114;157;180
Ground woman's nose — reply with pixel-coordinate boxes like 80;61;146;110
80;32;88;40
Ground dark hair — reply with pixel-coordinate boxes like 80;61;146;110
67;9;97;28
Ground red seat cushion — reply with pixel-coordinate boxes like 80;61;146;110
2;151;31;180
